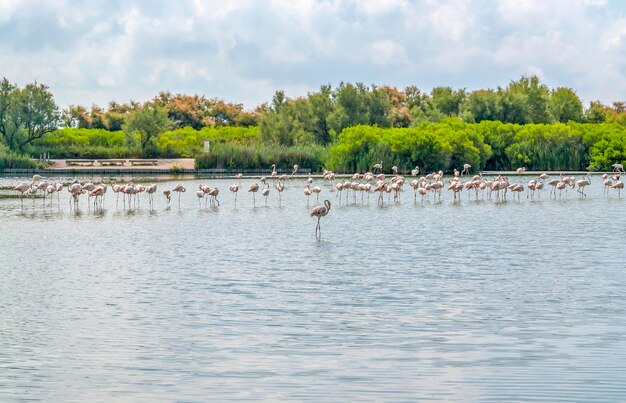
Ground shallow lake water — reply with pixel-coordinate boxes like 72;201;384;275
1;174;626;401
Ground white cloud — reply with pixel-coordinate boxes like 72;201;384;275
584;0;607;7
370;40;409;66
354;0;407;15
0;0;625;109
429;1;474;42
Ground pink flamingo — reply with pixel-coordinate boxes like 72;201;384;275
196;189;205;207
304;184;312;205
275;181;285;204
172;184;186;207
249;183;259;207
612;180;624;198
208;187;220;206
461;163;471;176
163;189;171;205
310;199;331;239
230;184;239;206
146;184;157;209
312;185;322;203
90;186;105;209
373;161;383;173
261;182;270;206
576;175;591;198
12;182;32;207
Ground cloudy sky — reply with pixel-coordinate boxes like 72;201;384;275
1;0;625;110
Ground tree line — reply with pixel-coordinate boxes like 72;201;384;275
1;75;626;171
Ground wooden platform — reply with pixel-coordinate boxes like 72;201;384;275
128;159;159;166
66;159;96;166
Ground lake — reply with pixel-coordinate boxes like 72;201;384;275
1;174;625;401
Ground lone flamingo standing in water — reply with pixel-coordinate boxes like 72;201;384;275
311;199;331;240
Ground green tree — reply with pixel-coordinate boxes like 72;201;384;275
548;87;583;123
506;75;551;123
461;89;501;122
584;101;608;123
123;103;170;157
0;78;21;149
0;79;60;151
307;85;333;144
328;82;369;133
497;89;529;124
428;86;466;117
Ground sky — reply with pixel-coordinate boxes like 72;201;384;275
1;0;625;110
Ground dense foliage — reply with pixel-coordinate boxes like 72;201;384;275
0;145;39;169
327;120;626;173
0;78;59;152
2;75;626;172
195;143;325;171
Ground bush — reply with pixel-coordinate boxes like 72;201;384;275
0;146;39;169
195;143;325;171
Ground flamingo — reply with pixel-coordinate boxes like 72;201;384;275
68;183;83;208
612;180;624;198
275;181;285;204
411;166;420;176
511;184;524;201
261;182;270;206
603;178;613;197
373;160;383;173
146;184;157;209
461;163;471;176
121;183;135;209
54;183;63;205
556;181;566;198
111;183;122;207
230;184;239;206
271;164;277;178
163;189;171;205
45;184;57;207
199;184;211;207
335;182;344;203
548;178;559;197
249;183;259;207
208;187;220;206
612;163;624;173
374;181;387;205
576;174;591;198
172;184;186;207
90;186;105;209
310;199;331;240
36;180;50;204
196;189;205;207
312;185;321;202
12;182;32;207
304;184;312;205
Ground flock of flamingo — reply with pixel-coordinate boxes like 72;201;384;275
7;162;626;239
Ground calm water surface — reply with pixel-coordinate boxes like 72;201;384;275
1;175;625;401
